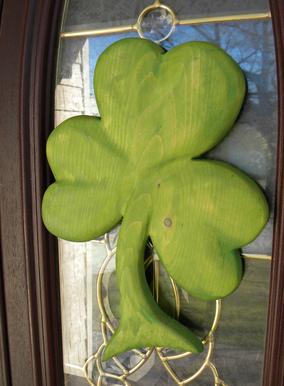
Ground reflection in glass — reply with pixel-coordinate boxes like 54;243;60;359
63;0;270;33
55;19;275;386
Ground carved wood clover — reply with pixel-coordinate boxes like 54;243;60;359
42;38;269;360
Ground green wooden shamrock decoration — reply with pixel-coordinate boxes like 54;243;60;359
42;38;269;360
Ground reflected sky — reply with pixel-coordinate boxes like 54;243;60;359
89;21;276;98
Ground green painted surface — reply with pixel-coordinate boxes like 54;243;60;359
42;38;269;360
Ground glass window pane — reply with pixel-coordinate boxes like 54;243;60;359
54;2;276;385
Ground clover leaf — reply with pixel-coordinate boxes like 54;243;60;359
42;38;269;360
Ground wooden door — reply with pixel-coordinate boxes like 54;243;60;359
0;1;283;385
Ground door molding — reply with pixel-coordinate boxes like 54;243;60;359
263;1;284;385
0;1;64;385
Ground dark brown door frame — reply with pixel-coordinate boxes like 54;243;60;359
263;1;284;384
0;1;64;386
0;1;283;385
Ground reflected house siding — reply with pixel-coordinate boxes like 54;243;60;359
55;39;98;126
55;39;96;377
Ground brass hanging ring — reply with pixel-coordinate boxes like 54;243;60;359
136;1;177;43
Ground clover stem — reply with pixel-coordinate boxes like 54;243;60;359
102;192;203;361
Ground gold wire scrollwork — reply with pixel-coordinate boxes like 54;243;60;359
83;233;154;386
83;232;227;385
61;2;271;384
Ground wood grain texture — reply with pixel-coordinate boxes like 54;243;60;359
263;1;284;385
0;1;3;29
43;38;269;360
0;1;64;385
0;216;11;386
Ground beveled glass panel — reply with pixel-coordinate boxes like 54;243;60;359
55;2;276;385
